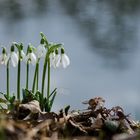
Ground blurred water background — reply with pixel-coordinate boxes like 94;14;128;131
0;0;140;119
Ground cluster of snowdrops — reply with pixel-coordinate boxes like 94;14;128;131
0;32;70;111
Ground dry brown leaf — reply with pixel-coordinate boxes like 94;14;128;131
19;100;41;113
120;119;134;134
83;97;105;111
17;100;41;120
37;112;57;122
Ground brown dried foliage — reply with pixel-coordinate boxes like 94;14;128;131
0;97;140;140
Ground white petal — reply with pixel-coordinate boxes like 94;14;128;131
21;50;25;60
24;54;29;63
41;47;46;57
0;55;4;64
0;55;3;64
5;54;10;65
11;52;18;67
36;45;46;58
49;52;55;67
61;57;67;68
24;52;36;65
55;54;61;68
0;54;8;65
30;52;37;65
61;54;70;68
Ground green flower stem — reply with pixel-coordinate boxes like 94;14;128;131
32;59;39;93
41;61;47;97
41;53;48;97
17;58;21;100
36;62;39;91
7;60;10;99
26;62;29;89
47;58;50;100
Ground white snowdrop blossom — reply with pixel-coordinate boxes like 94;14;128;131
12;42;25;61
49;52;56;67
60;53;70;68
5;45;19;67
17;50;25;61
55;48;70;68
54;54;61;68
10;51;19;67
0;48;8;65
25;49;37;65
20;50;25;60
36;45;46;59
52;49;61;68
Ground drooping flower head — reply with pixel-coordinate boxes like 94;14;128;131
12;42;25;61
49;50;55;67
53;49;60;68
24;44;37;65
19;43;25;61
60;48;70;68
55;48;70;68
9;45;19;67
0;47;8;65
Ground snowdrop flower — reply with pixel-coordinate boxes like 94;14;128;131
17;49;25;61
56;48;70;68
20;50;25;60
19;44;25;61
52;49;61;68
0;47;8;65
35;44;46;59
9;45;19;67
12;42;25;61
25;47;37;65
49;51;56;67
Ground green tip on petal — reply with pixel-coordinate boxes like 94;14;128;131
2;47;6;54
28;47;32;53
11;45;15;52
61;48;65;54
55;49;59;55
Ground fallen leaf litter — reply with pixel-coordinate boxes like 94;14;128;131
0;97;140;140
